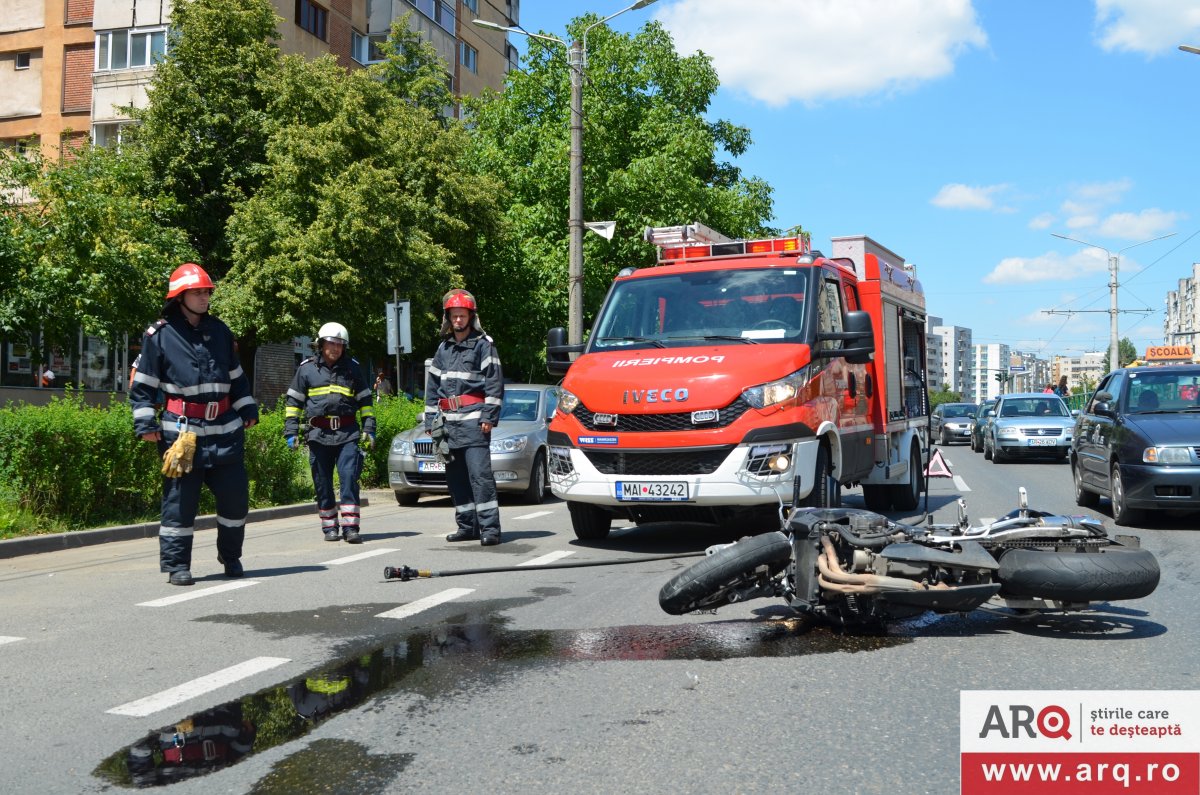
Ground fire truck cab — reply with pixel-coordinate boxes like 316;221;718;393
546;223;928;541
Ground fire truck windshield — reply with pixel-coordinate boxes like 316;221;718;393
590;267;809;351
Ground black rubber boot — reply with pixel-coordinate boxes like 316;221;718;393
217;555;243;578
446;529;480;542
343;529;362;544
168;570;194;586
324;529;342;542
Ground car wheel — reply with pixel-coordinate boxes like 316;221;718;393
395;491;420;507
522;452;547;504
939;428;950;446
983;436;993;460
971;432;981;453
992;441;1006;463
1110;464;1143;526
568;501;612;540
1073;459;1099;508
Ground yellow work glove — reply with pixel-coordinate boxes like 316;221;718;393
161;431;197;478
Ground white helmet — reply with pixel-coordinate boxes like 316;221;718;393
317;322;349;347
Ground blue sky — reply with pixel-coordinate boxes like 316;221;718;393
509;0;1200;360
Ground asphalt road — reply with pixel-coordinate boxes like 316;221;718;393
0;448;1194;794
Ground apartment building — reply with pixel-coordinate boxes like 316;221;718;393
1053;351;1106;395
1165;262;1200;347
926;315;974;401
1;0;516;157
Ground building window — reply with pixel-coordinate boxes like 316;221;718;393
464;0;478;12
296;0;328;42
434;1;455;33
92;122;132;149
352;30;387;64
460;41;477;74
95;28;167;71
15;52;31;70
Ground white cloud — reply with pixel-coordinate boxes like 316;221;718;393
930;183;1007;210
655;0;987;106
1095;0;1200;56
1066;214;1099;229
1097;208;1184;239
1028;213;1055;230
983;249;1109;284
1073;178;1133;204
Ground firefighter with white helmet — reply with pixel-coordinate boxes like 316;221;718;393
284;321;375;543
426;289;505;545
129;262;259;586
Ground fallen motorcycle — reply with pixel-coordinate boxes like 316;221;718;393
659;489;1160;626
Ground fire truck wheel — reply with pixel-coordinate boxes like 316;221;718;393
568;501;612;540
861;485;891;512
799;445;839;508
658;532;792;615
889;443;922;511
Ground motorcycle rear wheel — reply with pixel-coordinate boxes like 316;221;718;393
996;546;1160;602
659;532;792;615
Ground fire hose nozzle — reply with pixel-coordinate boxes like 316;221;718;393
383;565;424;581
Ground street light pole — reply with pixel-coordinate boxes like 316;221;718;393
476;1;659;347
1050;232;1176;369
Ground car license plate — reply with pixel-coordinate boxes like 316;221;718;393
1027;438;1056;447
615;481;689;501
418;459;446;472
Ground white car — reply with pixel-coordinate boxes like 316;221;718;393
983;393;1075;463
387;384;558;505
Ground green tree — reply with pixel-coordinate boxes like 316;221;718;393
1101;337;1138;372
0;146;194;352
465;18;775;377
222;25;503;357
124;0;281;276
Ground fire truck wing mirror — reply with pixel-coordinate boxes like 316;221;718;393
814;310;874;363
546;327;583;377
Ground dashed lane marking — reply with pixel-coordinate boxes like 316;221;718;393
324;548;397;566
137;580;260;607
0;636;23;646
106;656;291;717
519;550;576;567
512;510;553;520
376;587;474;620
954;475;971;492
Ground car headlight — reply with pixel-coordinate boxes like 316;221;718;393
490;435;529;454
997;427;1019;438
391;438;414;455
557;389;580;414
1144;446;1192;464
742;366;812;409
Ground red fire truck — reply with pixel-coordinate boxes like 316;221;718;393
546;223;929;541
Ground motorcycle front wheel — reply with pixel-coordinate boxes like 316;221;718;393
659;532;792;615
996;546;1160;603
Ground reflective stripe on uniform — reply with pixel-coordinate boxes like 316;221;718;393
454;502;476;513
133;406;157;420
441;370;476;380
484;396;502;406
133;371;160;388
443;408;483;421
479;355;500;370
160;525;194;537
308;385;354;397
164;417;243;437
232;395;255;411
475;500;499;512
216;514;246;528
160;381;232;397
427;363;442;377
287;388;306;402
229;365;244;380
355;388;372;401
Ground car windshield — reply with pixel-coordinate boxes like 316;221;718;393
1124;370;1200;413
998;398;1069;418
590;267;808;350
942;404;976;418
499;389;542;422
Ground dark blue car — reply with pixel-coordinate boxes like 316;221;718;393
1072;365;1200;525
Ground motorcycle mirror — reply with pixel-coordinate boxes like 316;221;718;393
1018;486;1029;518
956;498;968;529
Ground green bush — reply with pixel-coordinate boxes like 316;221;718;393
360;395;426;488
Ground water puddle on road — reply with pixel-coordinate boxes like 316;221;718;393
95;601;909;789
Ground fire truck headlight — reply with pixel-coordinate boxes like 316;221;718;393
557;389;580;414
742;366;811;409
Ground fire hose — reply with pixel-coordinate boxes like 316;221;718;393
383;551;706;581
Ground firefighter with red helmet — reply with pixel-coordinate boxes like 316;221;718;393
284;322;375;543
426;289;505;545
129;263;259;586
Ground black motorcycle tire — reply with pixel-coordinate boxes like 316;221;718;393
996;546;1160;602
659;532;792;615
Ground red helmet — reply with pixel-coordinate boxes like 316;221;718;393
166;263;215;299
443;289;477;311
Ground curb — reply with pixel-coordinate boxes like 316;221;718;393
0;497;372;560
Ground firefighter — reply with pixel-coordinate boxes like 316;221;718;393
284;322;375;543
130;263;259;586
425;289;505;545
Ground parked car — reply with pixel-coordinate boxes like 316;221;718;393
930;402;979;445
982;392;1075;463
969;398;998;452
1072;364;1200;525
388;384;558;505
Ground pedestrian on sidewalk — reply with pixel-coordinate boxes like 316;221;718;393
129;263;258;586
284;322;375;544
425;289;505;546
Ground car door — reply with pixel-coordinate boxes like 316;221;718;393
1077;373;1122;490
930;405;944;436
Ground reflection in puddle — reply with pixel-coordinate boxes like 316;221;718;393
95;616;908;788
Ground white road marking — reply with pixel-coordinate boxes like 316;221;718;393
519;550;575;567
376;587;474;620
324;548;397;565
0;636;24;646
954;475;971;492
106;656;291;717
512;510;553;520
137;580;260;607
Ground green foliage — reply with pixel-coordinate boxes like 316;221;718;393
1101;337;1139;372
373;15;454;115
0;146;194;349
360;394;426;487
125;0;282;274
930;388;964;407
246;401;312;506
464;17;775;377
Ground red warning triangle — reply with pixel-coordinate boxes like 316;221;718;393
925;448;953;478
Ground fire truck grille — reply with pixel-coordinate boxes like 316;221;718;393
575;397;751;432
582;448;733;476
